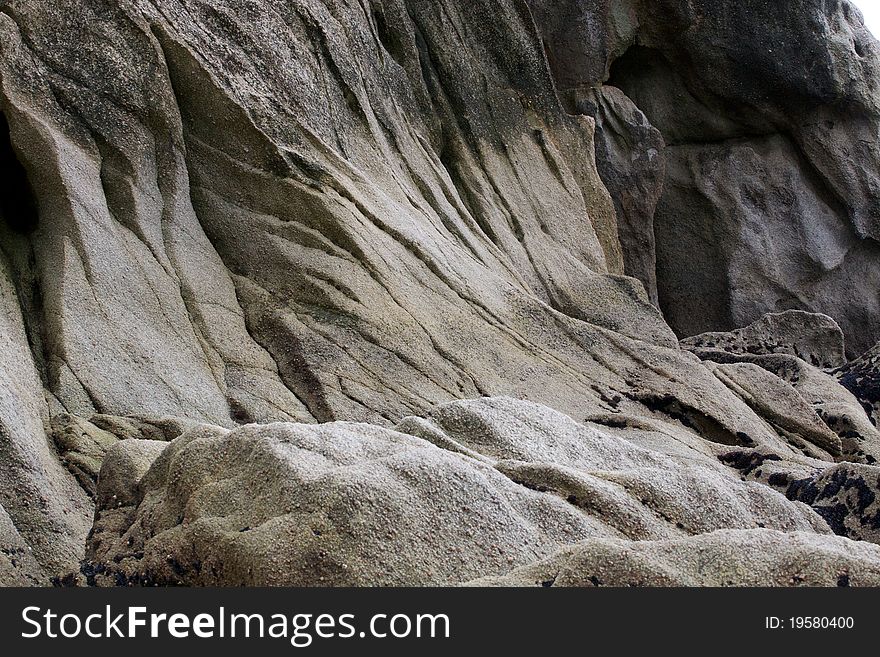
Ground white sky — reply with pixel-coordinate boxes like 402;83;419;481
852;0;880;37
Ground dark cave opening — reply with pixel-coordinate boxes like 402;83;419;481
0;111;39;235
606;44;653;90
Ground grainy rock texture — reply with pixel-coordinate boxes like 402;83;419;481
531;0;880;355
569;84;665;304
85;398;829;586
838;340;880;423
0;247;91;580
788;462;880;544
682;311;848;369
469;529;880;587
1;0;880;586
684;329;880;465
50;413;195;498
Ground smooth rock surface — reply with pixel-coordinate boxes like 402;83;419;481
569;85;665;305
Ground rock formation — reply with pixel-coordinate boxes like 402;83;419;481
469;530;880;587
531;0;880;355
1;0;880;586
83;397;831;586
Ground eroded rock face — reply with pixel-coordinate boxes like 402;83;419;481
530;0;880;355
683;319;880;465
0;249;91;581
838;341;880;424
0;0;657;432
1;0;880;587
682;311;847;370
569;85;665;305
788;463;880;544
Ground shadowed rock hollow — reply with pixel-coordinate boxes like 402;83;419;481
531;0;880;356
2;0;880;586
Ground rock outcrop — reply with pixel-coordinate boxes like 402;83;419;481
683;315;880;465
531;0;880;355
0;246;91;582
838;340;880;423
570;85;666;306
469;529;880;587
84;397;830;586
1;0;880;586
787;462;880;544
682;311;848;370
50;413;195;497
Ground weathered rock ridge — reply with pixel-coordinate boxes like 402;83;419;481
0;0;879;586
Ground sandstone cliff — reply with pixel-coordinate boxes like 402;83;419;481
1;0;880;586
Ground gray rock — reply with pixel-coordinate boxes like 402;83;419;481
2;0;880;587
711;362;842;459
682;311;847;370
87;419;600;586
838;341;880;424
0;248;92;579
570;85;666;305
85;398;833;586
787;462;880;545
706;353;880;465
654;137;880;352
469;529;880;587
531;0;880;355
528;0;640;89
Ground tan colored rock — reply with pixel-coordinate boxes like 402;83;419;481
97;439;169;509
0;249;91;580
0;503;43;586
685;345;880;464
